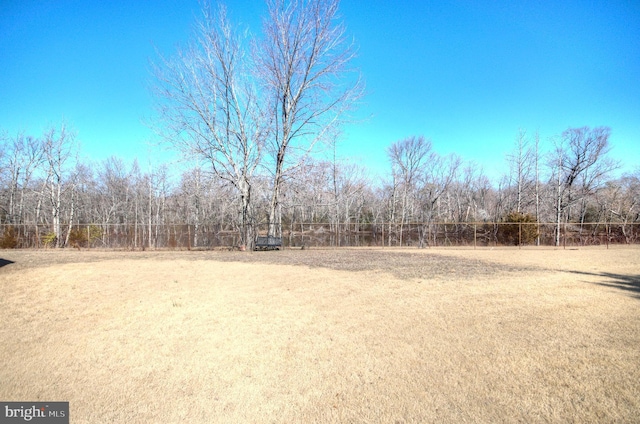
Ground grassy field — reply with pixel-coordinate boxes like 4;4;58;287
1;247;639;423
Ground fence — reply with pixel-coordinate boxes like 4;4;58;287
281;221;639;248
1;221;639;249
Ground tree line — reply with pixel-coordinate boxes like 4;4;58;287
1;0;638;248
1;122;638;248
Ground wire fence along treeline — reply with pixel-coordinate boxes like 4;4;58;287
2;222;638;249
4;124;640;253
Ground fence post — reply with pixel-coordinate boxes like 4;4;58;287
474;222;477;249
519;222;522;248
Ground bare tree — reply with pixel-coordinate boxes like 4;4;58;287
179;167;206;248
69;162;95;237
327;142;368;246
62;163;82;248
257;0;363;237
1;132;43;225
152;3;266;249
94;156;137;237
42;123;77;248
147;163;171;248
506;129;534;213
609;170;640;243
417;153;461;246
550;126;618;246
387;136;432;246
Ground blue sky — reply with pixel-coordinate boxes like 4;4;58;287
1;0;639;182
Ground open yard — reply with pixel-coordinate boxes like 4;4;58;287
1;247;639;423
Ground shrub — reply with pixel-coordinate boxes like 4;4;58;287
497;212;538;246
68;225;102;247
42;232;57;248
0;226;18;249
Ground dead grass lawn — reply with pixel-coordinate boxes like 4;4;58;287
1;247;639;423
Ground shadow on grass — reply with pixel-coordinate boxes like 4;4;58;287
568;270;640;299
0;258;15;268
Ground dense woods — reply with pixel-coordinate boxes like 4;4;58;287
1;123;638;249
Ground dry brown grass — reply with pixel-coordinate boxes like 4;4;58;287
1;247;639;423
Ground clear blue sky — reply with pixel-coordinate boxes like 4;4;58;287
2;0;639;182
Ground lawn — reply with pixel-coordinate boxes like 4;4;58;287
1;247;639;423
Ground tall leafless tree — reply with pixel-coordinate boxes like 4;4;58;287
179;167;206;248
609;170;640;243
387;136;432;246
1;132;43;226
152;3;267;249
506;129;535;213
534;130;541;245
550;126;618;246
257;0;363;237
42;123;76;247
417;152;461;246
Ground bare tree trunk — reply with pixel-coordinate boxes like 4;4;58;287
134;198;138;249
148;175;153;248
64;188;75;247
388;177;397;247
239;178;254;249
268;167;282;238
556;163;562;247
332;142;339;247
193;171;200;248
535;131;540;246
51;174;61;247
399;185;407;247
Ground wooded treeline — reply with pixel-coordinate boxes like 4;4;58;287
2;0;638;249
1;123;639;249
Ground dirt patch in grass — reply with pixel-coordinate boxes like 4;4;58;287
0;247;538;281
1;247;639;423
215;248;542;280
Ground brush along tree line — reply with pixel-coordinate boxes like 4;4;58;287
1;1;638;248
